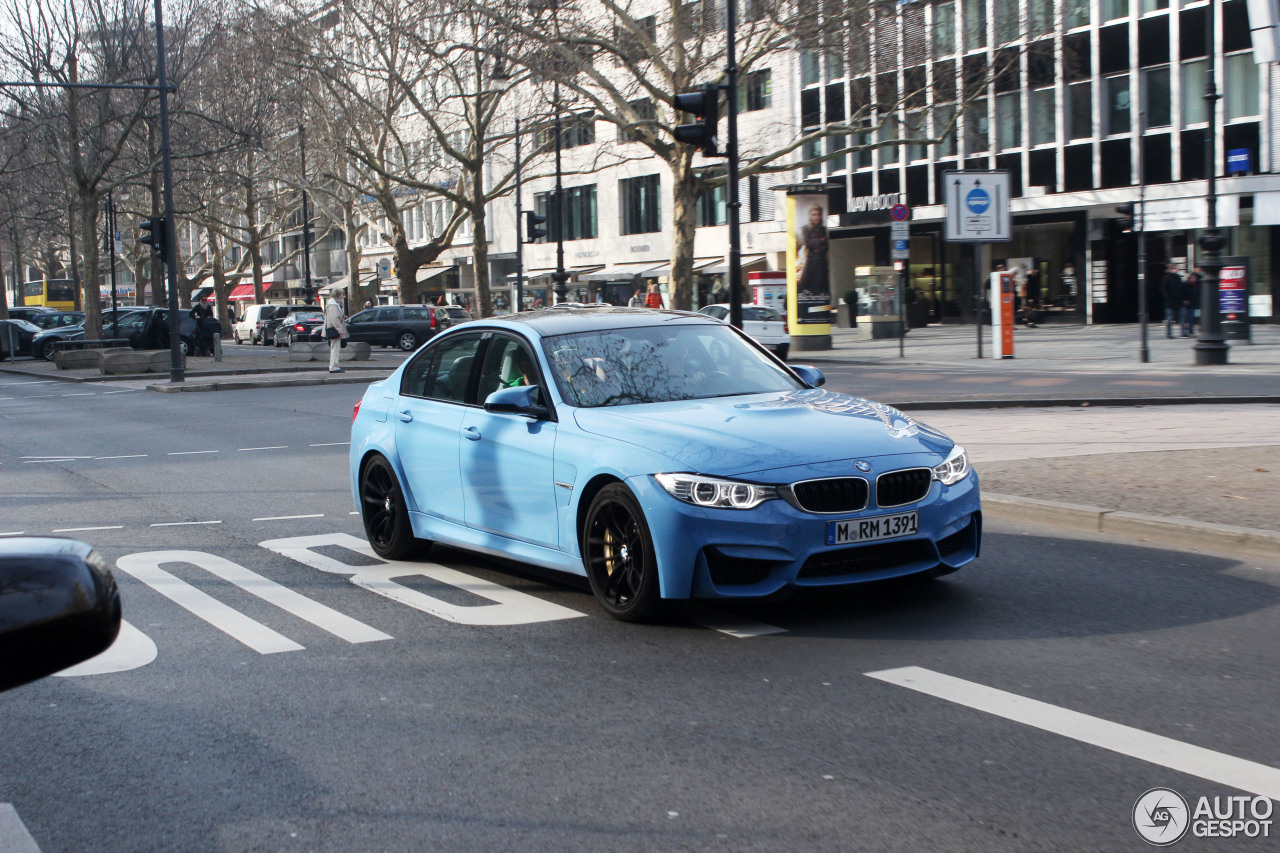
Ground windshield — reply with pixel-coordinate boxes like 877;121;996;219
543;323;802;408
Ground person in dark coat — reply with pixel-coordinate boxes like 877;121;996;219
1159;267;1183;338
1182;270;1200;337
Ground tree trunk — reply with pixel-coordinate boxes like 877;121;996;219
246;163;265;304
668;152;700;311
471;195;492;318
208;227;231;330
344;203;364;307
78;190;103;339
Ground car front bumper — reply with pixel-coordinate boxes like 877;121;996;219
625;465;981;600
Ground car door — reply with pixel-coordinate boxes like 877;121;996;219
458;334;560;549
393;332;483;524
345;308;376;344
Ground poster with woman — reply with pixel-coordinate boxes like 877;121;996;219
786;193;834;333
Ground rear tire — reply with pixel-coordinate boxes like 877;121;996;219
40;340;58;361
398;331;418;351
774;343;789;361
582;483;662;622
360;456;430;560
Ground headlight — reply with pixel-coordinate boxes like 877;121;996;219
654;473;778;510
932;445;970;486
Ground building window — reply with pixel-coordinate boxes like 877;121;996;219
536;113;596;149
739;69;772;111
879;118;900;164
962;0;986;50
1182;60;1207;125
1065;0;1089;29
534;185;597;241
1225;53;1260;120
697;170;727;226
995;93;1021;149
801;51;821;87
617;98;656;143
1141;0;1168;12
932;105;957;157
1143;66;1171;128
1030;88;1055;145
1105;75;1131;135
1028;0;1053;36
933;1;956;57
1103;0;1128;20
904;111;927;161
965;99;988;153
1069;81;1093;139
620;174;661;234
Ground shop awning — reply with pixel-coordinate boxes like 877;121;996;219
228;281;279;301
506;265;605;282
581;262;663;282
418;265;456;282
701;254;767;275
642;258;721;280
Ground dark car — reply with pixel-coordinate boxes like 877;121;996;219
32;307;197;360
0;318;41;359
344;304;451;351
443;305;471;323
27;311;85;330
6;306;57;323
273;311;325;346
259;306;292;346
31;308;140;361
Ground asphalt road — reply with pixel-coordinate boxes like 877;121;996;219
2;376;1278;852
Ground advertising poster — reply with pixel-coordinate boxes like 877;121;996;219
786;193;833;330
1219;264;1247;319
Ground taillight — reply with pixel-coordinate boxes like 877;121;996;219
294;324;306;331
353;400;361;422
430;312;436;329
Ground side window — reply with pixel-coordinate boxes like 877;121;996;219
403;307;431;321
476;335;543;407
405;333;482;403
347;310;373;325
705;306;728;320
374;308;398;322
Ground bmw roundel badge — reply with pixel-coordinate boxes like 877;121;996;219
853;460;872;473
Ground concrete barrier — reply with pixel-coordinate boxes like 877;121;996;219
288;342;324;361
55;349;105;370
101;351;152;375
147;351;183;372
339;341;372;361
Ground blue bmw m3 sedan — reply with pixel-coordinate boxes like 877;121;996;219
350;308;981;621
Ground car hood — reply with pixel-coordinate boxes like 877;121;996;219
572;389;955;476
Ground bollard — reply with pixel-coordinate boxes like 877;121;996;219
213;332;223;362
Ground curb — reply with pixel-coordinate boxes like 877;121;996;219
146;372;391;392
890;396;1280;410
983;493;1280;560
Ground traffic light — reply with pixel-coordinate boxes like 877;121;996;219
1114;204;1135;232
673;84;720;156
139;216;167;261
524;210;547;243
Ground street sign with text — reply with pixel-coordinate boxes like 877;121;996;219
944;171;1012;242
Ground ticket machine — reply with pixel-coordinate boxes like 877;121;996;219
989;271;1015;359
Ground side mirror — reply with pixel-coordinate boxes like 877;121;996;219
791;365;826;387
0;537;122;693
484;385;550;420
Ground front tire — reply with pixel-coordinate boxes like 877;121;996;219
360;456;429;560
398;331;418;351
582;483;661;622
40;340;59;361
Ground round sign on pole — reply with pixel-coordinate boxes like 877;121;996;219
891;204;910;221
965;188;991;214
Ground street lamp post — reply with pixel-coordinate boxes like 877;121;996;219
514;117;524;313
1137;109;1148;364
551;82;568;305
724;0;743;331
105;190;119;340
299;125;316;306
1194;0;1229;365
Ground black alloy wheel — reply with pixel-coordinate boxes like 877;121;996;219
360;456;429;560
40;340;59;361
398;331;418;351
582;483;661;621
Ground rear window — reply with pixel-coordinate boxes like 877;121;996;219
445;307;468;319
744;306;782;322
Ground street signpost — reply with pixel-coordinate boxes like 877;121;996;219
944;171;1012;358
890;206;910;357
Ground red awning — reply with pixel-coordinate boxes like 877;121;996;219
228;282;277;301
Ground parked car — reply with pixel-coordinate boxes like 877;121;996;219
273;311;325;346
443;305;471;323
349;307;980;622
32;309;141;361
233;304;286;345
26;311;85;330
259;307;293;346
344;304;452;351
698;303;789;360
0;318;41;359
6;306;57;323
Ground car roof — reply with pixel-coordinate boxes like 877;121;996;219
493;307;717;336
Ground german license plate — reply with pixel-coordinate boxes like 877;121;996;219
825;511;918;545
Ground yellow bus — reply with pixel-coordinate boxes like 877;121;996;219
21;279;76;309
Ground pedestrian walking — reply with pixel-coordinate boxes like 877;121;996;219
323;286;349;373
189;301;212;356
1182;270;1200;337
644;282;664;309
1160;266;1183;338
627;288;645;308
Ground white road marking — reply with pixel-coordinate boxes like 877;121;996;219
21;459;76;464
117;551;389;648
150;520;222;527
51;525;123;533
26;394;58;398
99;389;139;394
16;380;57;384
309;442;350;447
95;454;147;460
22;455;93;459
349;511;359;515
0;803;41;853
239;446;287;451
55;620;157;677
261;533;585;627
0;531;25;537
684;606;787;638
253;514;324;521
61;392;95;397
167;450;218;456
866;666;1280;801
115;554;303;654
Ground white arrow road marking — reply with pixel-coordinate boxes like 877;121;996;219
116;551;390;651
260;533;585;627
0;804;41;853
55;620;157;677
683;605;786;639
867;666;1280;801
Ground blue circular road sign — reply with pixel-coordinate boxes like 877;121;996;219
965;188;991;214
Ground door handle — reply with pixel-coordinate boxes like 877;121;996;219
397;409;413;423
462;425;481;441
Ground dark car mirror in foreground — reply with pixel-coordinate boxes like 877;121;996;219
791;365;826;387
484;386;549;420
0;537;122;692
